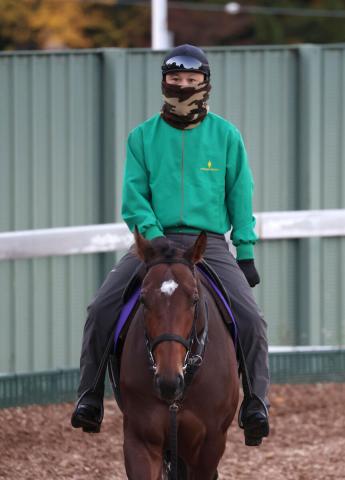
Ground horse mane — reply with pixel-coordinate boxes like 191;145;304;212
153;241;183;263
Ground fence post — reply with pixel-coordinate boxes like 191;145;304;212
102;49;128;269
297;45;323;345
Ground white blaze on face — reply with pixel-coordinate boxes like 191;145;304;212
160;280;178;296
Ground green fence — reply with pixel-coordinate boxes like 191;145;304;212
269;348;345;384
1;349;344;409
1;45;345;375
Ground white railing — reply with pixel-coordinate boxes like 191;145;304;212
0;223;132;260
268;345;345;353
1;209;345;261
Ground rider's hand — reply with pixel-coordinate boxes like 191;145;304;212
237;259;260;287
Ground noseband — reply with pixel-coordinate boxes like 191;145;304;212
142;258;208;383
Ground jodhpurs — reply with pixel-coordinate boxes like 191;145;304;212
77;233;269;401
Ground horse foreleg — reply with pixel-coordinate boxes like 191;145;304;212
123;427;163;480
188;433;227;480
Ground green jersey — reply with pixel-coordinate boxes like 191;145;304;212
122;112;258;260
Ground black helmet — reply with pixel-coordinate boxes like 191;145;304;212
162;44;210;80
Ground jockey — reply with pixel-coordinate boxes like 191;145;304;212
71;44;270;446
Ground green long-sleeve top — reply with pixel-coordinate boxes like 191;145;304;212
121;112;258;260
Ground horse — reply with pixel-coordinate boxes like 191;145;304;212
117;229;239;479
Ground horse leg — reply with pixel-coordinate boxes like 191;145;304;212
123;427;163;480
188;433;227;480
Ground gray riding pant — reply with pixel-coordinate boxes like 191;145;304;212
77;233;269;401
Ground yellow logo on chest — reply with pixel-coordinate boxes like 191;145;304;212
200;160;220;172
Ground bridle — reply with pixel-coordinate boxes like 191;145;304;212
142;257;209;385
141;256;209;479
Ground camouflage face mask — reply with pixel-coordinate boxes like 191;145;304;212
161;80;211;130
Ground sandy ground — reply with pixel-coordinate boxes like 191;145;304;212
0;383;344;480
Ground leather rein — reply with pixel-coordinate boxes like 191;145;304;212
142;258;209;388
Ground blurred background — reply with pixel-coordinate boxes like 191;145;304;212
1;0;345;51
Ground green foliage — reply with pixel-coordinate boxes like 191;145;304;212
83;4;150;48
0;0;35;50
0;0;149;50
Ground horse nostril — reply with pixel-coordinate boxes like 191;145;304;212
154;373;184;401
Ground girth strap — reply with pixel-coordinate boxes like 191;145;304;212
149;333;191;352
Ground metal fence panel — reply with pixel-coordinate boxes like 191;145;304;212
0;52;103;372
297;46;345;347
319;46;345;346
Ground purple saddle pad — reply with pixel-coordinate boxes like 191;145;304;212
114;288;140;348
197;267;238;344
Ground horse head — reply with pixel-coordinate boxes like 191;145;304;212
134;227;207;403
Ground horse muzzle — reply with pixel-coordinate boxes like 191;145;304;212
154;373;185;403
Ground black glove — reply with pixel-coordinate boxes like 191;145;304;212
237;259;260;287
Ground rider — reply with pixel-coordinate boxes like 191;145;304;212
71;44;270;446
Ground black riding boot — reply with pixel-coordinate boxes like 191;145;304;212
238;394;269;446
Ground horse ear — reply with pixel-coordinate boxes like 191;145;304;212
183;231;207;264
134;226;154;262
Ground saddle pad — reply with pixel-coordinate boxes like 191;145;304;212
113;268;237;351
114;287;140;347
196;266;238;345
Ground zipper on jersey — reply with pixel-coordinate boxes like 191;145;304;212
180;130;185;224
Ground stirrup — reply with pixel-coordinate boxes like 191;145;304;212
71;389;104;427
238;394;269;446
238;394;269;429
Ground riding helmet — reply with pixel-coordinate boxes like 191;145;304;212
161;44;210;80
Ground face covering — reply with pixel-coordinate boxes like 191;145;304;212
161;80;211;130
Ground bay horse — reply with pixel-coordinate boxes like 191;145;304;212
119;230;239;479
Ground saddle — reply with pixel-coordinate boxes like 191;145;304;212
108;260;238;410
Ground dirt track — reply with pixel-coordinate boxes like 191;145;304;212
0;383;344;479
